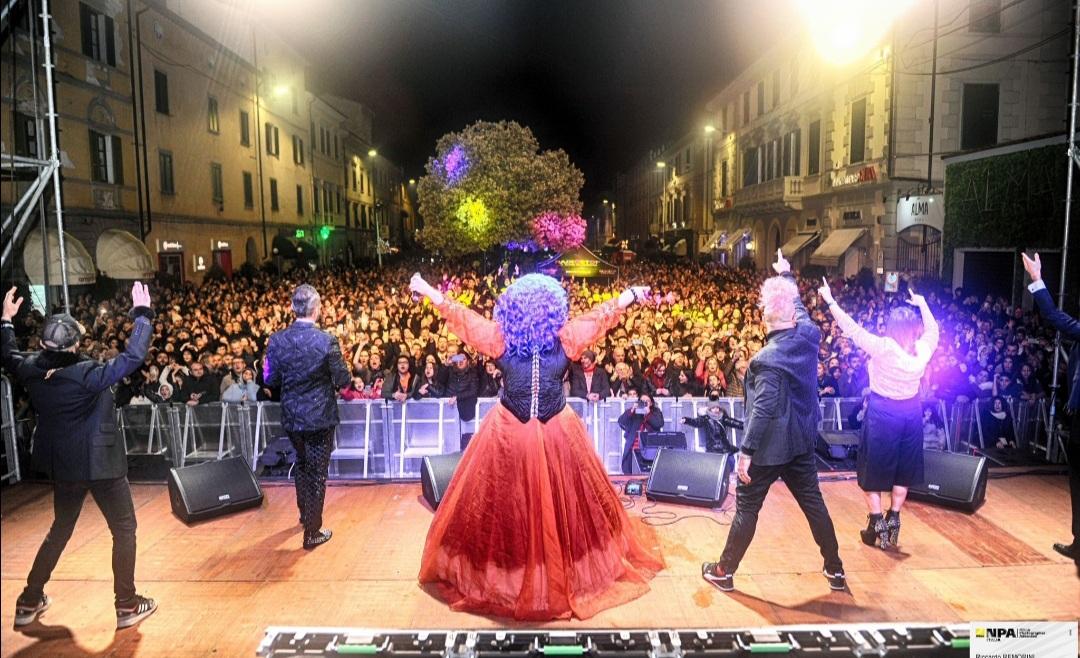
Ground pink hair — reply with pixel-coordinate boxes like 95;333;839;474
759;276;797;325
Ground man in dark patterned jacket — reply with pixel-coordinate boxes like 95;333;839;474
264;284;351;549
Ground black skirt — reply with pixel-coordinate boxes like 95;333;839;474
857;393;924;491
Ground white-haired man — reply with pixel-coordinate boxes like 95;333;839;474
263;284;351;549
702;251;845;592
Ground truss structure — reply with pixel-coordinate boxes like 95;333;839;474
1;0;69;311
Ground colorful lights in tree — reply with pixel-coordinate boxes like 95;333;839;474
441;144;470;186
532;212;586;252
455;195;491;236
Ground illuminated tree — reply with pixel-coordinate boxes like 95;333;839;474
417;121;584;256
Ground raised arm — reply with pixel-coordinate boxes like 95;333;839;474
83;283;155;393
559;285;649;361
1024;252;1080;339
909;290;939;355
410;273;505;359
0;288;26;376
817;278;888;358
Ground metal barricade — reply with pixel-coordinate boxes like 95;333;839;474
254;402;286;472
1011;399;1044;452
1;376;20;484
394;399;460;477
179;403;243;466
332;400;383;478
118;403;169;455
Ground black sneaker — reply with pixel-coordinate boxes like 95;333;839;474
303;528;332;550
823;568;847;591
14;594;50;627
701;562;734;592
116;595;157;629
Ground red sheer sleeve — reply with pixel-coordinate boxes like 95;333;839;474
558;300;624;361
435;298;506;360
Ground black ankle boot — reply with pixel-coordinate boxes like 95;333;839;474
886;511;901;547
860;514;887;548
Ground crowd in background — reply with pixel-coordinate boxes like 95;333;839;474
5;258;1066;451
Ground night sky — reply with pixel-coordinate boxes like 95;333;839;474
263;0;795;200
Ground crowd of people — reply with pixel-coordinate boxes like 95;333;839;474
4;257;1068;452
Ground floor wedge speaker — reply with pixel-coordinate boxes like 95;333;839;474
646;449;732;508
421;452;463;510
907;450;988;513
168;456;264;523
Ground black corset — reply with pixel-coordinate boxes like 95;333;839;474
496;343;570;423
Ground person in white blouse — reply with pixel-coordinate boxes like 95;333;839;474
818;279;939;550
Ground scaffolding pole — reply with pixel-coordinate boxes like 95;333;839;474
1047;0;1080;463
39;0;68;312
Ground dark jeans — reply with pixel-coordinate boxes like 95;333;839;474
288;427;334;536
1069;411;1079;545
719;451;843;574
23;477;137;604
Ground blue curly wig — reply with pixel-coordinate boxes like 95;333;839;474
494;273;568;357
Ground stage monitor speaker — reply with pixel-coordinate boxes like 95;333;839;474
908;450;988;513
645;449;732;508
421;452;462;510
817;430;859;460
640;431;687;461
168;456;264;524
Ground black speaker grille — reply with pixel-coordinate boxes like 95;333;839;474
646;449;730;507
168;457;263;522
421;452;462;510
909;451;987;513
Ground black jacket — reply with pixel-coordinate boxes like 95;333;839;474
683;414;736;453
740;273;821;465
1033;286;1080;410
264;321;352;433
1;309;153;481
568;363;611;400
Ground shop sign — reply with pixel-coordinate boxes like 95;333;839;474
194;255;207;273
896;194;944;233
213;240;231;250
842;210;862;222
830;165;878;188
158;240;184;252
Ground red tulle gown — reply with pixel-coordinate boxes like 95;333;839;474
418;298;665;621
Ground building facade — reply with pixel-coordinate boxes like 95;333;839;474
2;0;398;286
617;0;1069;277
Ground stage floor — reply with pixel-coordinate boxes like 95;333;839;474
1;472;1077;657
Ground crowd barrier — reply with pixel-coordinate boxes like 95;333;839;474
1;376;20;484
0;387;1060;483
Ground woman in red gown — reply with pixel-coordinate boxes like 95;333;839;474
410;272;664;621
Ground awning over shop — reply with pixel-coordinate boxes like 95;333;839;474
704;230;723;250
22;230;97;286
295;240;319;261
809;228;867;267
717;227;751;249
96;229;155;280
780;231;820;257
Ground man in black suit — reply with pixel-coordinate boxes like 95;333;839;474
1022;252;1080;568
3;284;158;629
264;284;351;549
702;250;845;592
568;349;611;401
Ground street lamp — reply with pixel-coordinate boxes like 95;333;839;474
368;148;377;157
704;125;716;134
409;178;416;185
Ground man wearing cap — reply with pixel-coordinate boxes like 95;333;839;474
2;283;158;629
263;284;351;550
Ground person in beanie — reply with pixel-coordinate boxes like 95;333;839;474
2;284;158;629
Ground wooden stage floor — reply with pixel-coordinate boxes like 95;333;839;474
1;473;1077;657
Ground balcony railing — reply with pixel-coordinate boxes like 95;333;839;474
732;175;805;212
